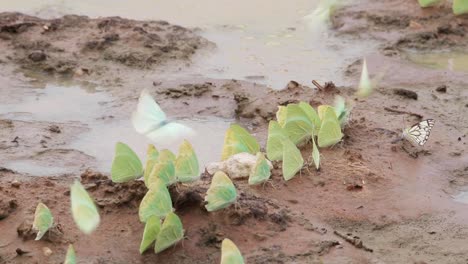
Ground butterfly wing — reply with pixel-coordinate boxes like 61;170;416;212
221;238;245;264
132;89;167;135
154;212;184;253
145;122;195;145
404;119;435;146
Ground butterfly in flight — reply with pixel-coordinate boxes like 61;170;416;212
132;89;195;145
402;119;435;146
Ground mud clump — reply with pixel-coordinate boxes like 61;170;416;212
0;12;212;79
157;82;214;98
80;170;147;208
0;195;18;220
393;88;418;100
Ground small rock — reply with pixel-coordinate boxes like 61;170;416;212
393;89;418;100
48;125;61;133
206;153;273;179
435;85;447;93
11;180;20;188
286;80;299;89
42;247;53;257
28;51;47;62
253;233;267;241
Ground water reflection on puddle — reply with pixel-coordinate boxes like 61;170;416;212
405;51;468;73
0;85;107;123
0;0;377;88
4;160;72;176
453;192;468;205
0;85;232;175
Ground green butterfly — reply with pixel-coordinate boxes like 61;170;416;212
298;102;321;135
64;244;76;264
334;96;351;127
175;140;200;183
154;212;184;253
266;121;287;161
317;106;343;148
147;160;176;188
146;149;177;187
276;106;287;126
311;136;320;170
111;142;143;183
282;137;304;181
221;124;260;161
205;171;237;212
32;202;53;240
70;181;100;234
248;152;271;185
356;59;373;98
143;144;159;185
139;179;173;222
418;0;442;7
277;103;319;145
139;215;161;254
221;238;245;264
453;0;468;15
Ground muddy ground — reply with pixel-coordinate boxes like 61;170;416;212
1;0;468;263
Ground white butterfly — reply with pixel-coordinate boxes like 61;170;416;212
132;89;195;145
402;119;435;146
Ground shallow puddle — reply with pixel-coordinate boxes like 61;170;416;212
0;0;377;88
4;160;72;176
0;85;232;175
405;51;468;72
0;84;106;123
453;191;468;205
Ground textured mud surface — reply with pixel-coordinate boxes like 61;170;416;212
1;1;468;263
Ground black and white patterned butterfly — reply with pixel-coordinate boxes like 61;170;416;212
402;119;435;146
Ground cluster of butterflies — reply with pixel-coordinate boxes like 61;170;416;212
31;83;434;262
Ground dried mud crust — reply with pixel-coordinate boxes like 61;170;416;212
332;0;468;53
0;12;212;77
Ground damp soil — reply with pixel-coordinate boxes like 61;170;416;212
1;1;468;263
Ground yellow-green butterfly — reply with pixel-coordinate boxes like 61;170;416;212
317;106;343;148
281;103;317;145
418;0;442;7
146;149;177;187
220;238;245;264
266;121;287;161
356;58;373;98
111;142;143;183
453;0;468;15
143;144;159;185
154;212;184;253
70;181;100;234
298;102;321;135
64;244;76;264
248;152;271;185
334;96;351;127
139;179;173;222
282;138;304;181
205;171;237;212
221;124;260;161
276;106;287;126
175;140;200;183
139;215;161;254
311;136;320;170
32;202;53;240
147;161;176;187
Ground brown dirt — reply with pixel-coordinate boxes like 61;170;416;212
1;1;468;263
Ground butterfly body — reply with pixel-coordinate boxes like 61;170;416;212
402;119;435;146
132;89;194;145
